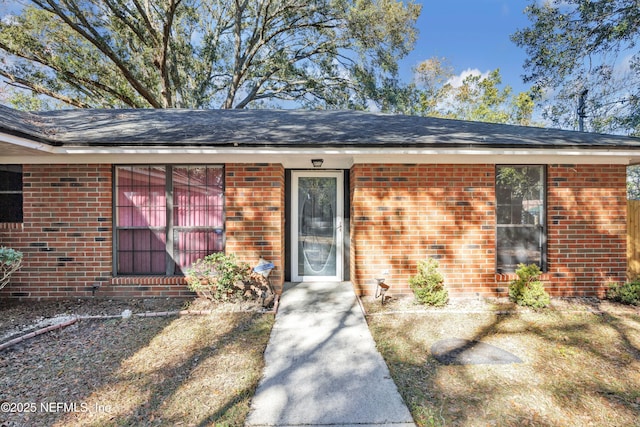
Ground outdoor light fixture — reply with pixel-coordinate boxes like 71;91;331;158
311;158;324;168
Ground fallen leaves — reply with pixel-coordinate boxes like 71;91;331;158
0;298;274;427
365;296;640;427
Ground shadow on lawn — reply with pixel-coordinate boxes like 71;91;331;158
367;303;640;427
0;305;273;427
1;314;175;426
106;314;268;427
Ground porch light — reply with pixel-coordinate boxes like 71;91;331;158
311;158;324;168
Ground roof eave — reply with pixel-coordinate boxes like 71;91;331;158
0;131;59;154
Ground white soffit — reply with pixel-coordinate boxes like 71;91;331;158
1;145;640;167
0;135;56;156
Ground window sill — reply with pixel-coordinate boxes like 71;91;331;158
495;272;551;282
111;276;188;285
0;222;23;230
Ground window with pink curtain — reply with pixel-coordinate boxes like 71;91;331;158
115;165;224;275
172;166;224;273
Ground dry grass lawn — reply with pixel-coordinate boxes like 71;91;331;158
3;294;639;427
0;298;274;427
363;297;640;427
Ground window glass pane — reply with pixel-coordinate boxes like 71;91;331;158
0;165;23;222
117;229;166;274
174;229;224;274
116;166;166;228
207;167;223;187
118;252;134;274
497;226;543;272
115;165;223;276
496;166;543;225
496;165;545;272
116;167;135;190
115;166;167;274
188;167;208;186
150;251;166;273
118;229;134;251
172;166;224;273
0;194;23;222
173;166;223;228
117;206;133;227
0;165;22;192
133;252;152;274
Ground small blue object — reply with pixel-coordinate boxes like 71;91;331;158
254;262;274;273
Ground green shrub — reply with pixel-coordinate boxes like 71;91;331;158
606;280;640;306
186;252;250;301
409;258;448;307
0;246;23;290
508;263;550;308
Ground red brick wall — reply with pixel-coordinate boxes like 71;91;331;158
225;164;285;292
0;164;113;299
350;164;496;297
0;163;286;299
351;163;628;298
0;162;624;300
543;164;627;296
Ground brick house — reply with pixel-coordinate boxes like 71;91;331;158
1;106;639;299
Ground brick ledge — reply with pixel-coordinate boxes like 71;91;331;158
495;273;552;282
111;276;188;285
0;222;23;230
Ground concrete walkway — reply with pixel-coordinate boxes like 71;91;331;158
245;281;416;427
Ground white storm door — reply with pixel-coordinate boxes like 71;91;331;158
291;171;343;282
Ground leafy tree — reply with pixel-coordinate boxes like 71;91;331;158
628;165;640;200
439;69;513;123
410;56;453;117
512;0;640;135
396;59;537;126
0;0;420;109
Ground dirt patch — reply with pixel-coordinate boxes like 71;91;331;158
430;338;523;365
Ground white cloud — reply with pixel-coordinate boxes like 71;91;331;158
445;68;490;88
500;2;510;17
614;53;637;76
1;14;19;25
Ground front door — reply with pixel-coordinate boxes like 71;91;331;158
291;171;343;282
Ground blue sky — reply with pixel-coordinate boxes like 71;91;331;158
399;0;532;94
1;0;536;105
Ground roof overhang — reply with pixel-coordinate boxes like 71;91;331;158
0;134;57;156
2;142;640;168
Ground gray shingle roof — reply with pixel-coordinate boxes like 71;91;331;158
2;104;640;149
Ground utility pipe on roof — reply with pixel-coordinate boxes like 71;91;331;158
578;89;589;132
